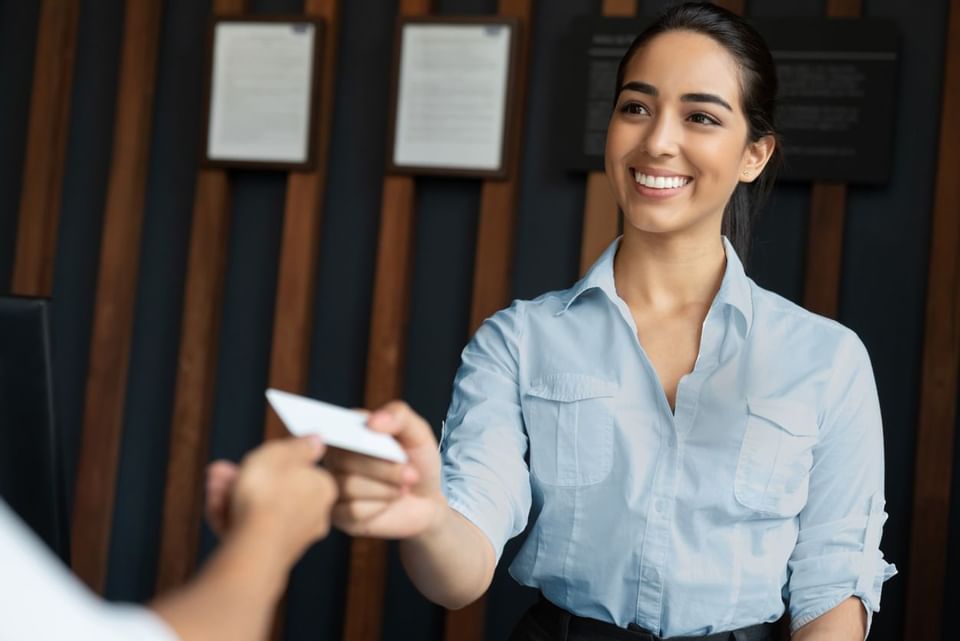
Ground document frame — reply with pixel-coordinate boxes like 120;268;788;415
386;16;522;179
200;16;325;170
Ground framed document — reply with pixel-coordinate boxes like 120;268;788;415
387;17;520;178
201;16;324;170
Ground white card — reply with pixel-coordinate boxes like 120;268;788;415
265;389;408;463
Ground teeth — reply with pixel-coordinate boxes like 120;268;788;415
634;172;690;189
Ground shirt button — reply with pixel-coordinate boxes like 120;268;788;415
654;499;667;514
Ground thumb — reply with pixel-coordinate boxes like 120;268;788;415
366;401;436;450
274;435;326;464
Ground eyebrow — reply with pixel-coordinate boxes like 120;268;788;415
618;81;734;112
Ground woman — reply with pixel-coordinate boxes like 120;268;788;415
326;3;896;640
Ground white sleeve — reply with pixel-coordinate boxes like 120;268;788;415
0;500;178;641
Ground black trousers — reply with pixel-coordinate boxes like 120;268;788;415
509;596;777;641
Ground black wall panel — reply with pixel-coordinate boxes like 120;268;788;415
50;0;125;521
106;0;214;603
0;1;41;289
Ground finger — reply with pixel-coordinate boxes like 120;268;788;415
334;473;402;501
205;485;230;535
261;435;326;465
366;400;436;450
325;447;416;486
206;463;238;501
332;500;391;527
316;469;339;508
207;460;239;485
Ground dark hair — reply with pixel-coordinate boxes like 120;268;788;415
612;2;781;263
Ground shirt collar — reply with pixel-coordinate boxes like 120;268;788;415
557;236;754;336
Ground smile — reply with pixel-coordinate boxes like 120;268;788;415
632;170;692;190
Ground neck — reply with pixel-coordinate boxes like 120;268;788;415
613;227;727;315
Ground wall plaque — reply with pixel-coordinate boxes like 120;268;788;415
202;17;324;170
387;17;520;178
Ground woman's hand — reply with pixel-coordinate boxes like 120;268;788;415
325;401;446;539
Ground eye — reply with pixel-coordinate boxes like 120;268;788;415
689;112;720;126
619;101;650;116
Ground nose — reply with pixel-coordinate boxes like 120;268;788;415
641;112;680;158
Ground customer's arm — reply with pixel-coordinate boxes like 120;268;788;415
0;437;335;641
150;436;337;641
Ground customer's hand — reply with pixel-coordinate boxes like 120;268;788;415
205;436;337;562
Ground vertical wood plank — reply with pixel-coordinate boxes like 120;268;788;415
70;0;164;593
155;170;233;590
580;172;620;275
263;0;341;442
466;0;534;333
340;5;432;638
801;0;860;318
261;3;341;639
794;1;860;638
341;175;419;641
578;0;636;277
802;183;846;317
444;3;534;640
905;0;960;637
11;0;79;297
154;0;248;594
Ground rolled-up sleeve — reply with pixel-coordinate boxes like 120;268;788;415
787;332;897;636
440;300;531;562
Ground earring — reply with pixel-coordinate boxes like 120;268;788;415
742;170;750;176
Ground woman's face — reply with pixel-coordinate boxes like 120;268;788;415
604;30;774;240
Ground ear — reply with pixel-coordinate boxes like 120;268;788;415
738;134;776;183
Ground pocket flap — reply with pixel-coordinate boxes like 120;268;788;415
527;373;616;402
746;397;818;436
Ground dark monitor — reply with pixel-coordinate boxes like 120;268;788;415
0;296;68;561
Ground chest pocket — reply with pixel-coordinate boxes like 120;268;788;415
522;373;617;487
734;398;819;517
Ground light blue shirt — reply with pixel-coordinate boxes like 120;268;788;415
440;237;896;637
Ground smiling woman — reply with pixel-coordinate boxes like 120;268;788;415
323;4;896;641
605;10;780;263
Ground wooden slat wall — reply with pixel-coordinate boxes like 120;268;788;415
155;0;248;594
69;0;164;593
264;0;341;442
340;3;431;639
442;2;534;640
10;0;79;297
463;0;533;333
905;0;960;637
578;0;636;277
340;175;419;641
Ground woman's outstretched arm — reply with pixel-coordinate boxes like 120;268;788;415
325;402;498;609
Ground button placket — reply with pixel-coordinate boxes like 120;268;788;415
636;411;681;636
